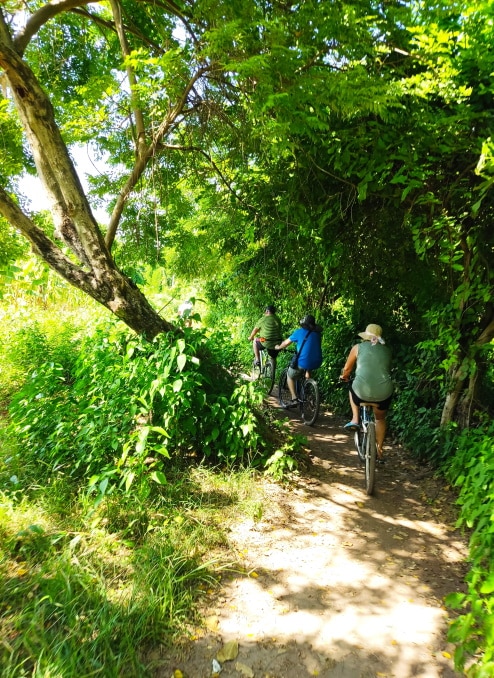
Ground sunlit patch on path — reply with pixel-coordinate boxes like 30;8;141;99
157;403;467;678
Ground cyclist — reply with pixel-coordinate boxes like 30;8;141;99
178;299;193;327
340;323;393;463
248;304;283;367
275;314;323;407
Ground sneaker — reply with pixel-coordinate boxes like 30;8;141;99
344;422;360;432
254;361;260;367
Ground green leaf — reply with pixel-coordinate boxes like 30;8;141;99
480;574;494;594
99;477;109;495
177;354;187;372
150;470;167;485
124;471;135;492
150;426;170;438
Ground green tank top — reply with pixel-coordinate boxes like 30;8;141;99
353;341;393;402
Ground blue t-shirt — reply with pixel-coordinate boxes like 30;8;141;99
288;328;322;370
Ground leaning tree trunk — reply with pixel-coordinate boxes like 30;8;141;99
0;9;174;340
440;356;471;427
440;314;494;427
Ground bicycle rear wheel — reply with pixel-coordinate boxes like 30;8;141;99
301;378;320;426
262;357;276;396
365;422;377;495
278;368;292;408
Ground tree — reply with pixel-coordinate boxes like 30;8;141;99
193;0;494;426
0;0;262;337
0;0;414;335
1;0;493;425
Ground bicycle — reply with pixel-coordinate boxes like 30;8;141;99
338;380;378;495
277;361;320;426
353;401;378;495
251;341;278;396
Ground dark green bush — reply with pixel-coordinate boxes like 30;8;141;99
443;422;494;676
8;322;271;499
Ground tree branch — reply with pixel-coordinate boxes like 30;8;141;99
13;0;96;55
109;0;147;155
105;65;210;249
0;185;94;291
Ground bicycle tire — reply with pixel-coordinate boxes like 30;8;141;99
251;357;261;381
365;421;377;495
278;367;292;408
355;429;365;463
262;357;276;396
301;378;320;426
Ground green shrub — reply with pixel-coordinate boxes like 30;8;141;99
8;321;276;499
444;423;494;675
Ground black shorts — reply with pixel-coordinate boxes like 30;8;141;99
255;339;279;358
350;384;393;411
256;339;283;358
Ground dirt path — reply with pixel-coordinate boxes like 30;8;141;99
155;400;468;678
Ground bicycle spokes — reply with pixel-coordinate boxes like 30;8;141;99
301;379;320;426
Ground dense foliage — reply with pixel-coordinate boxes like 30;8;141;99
443;424;494;675
1;0;494;673
6;318;299;499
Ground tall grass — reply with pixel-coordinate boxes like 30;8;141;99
0;421;268;676
0;262;279;676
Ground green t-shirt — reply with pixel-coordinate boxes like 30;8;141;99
255;314;282;349
353;341;393;401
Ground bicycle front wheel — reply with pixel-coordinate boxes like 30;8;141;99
251;357;261;381
365;422;377;495
355;429;365;463
278;367;292;408
262;357;276;396
301;378;320;426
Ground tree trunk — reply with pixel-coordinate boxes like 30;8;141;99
440;315;494;427
440;359;469;427
0;9;175;339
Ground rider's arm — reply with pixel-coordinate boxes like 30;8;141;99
248;327;260;341
340;344;358;381
275;338;293;350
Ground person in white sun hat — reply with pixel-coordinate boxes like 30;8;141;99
340;323;394;463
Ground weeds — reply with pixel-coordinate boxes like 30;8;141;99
0;442;267;676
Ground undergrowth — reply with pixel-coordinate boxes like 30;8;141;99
442;421;494;677
6;318;300;499
0;420;270;676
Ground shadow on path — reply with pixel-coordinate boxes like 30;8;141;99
154;398;467;678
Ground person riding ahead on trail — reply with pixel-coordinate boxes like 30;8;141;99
340;323;393;463
275;314;323;408
248;305;283;366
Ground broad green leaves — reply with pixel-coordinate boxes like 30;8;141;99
7;321;269;499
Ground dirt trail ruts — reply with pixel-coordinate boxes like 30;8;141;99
154;399;468;678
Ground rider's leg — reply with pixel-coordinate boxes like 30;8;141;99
253;339;261;363
348;391;360;426
373;407;387;457
287;374;297;400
